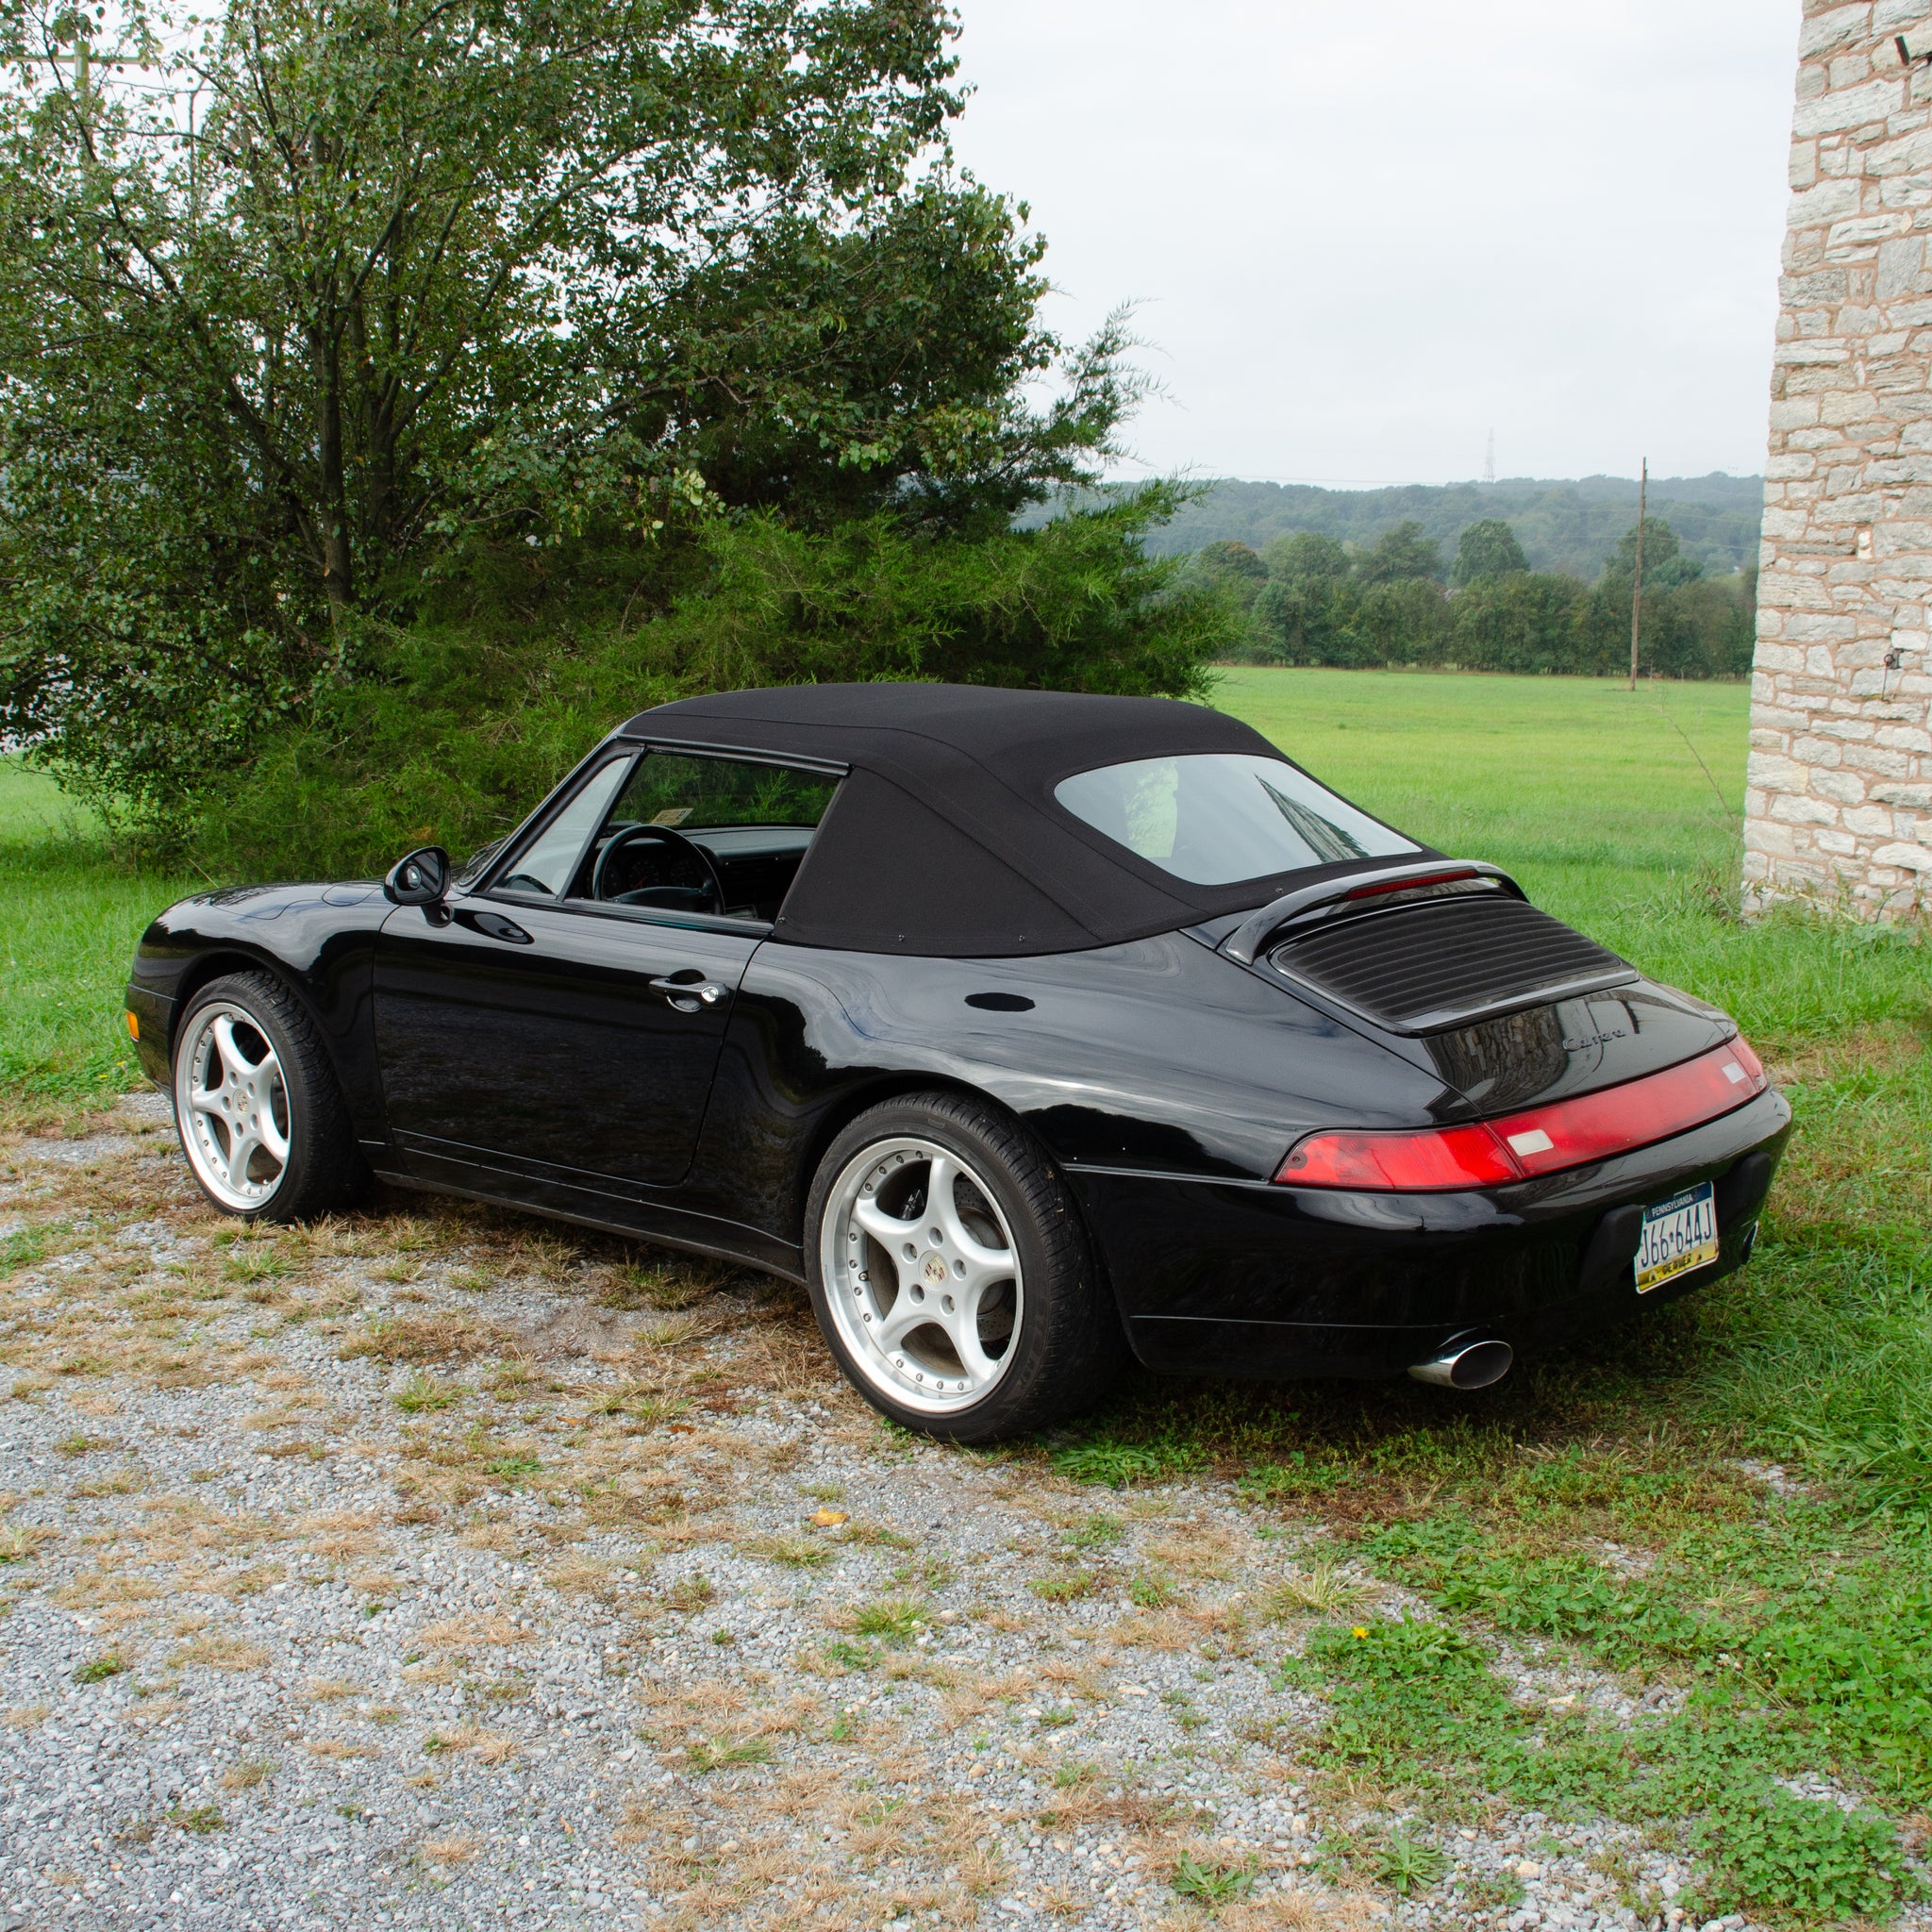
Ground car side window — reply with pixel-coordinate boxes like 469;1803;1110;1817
572;751;840;923
491;757;634;899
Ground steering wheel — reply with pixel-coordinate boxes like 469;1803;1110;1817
591;824;726;913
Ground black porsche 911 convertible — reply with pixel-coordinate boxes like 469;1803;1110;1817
125;683;1790;1440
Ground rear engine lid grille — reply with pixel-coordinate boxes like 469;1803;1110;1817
1266;894;1635;1035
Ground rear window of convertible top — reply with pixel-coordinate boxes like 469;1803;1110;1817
1054;753;1418;887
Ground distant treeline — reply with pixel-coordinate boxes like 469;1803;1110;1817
1124;473;1764;579
1182;516;1756;679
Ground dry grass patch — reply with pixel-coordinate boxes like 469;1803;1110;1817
172;1635;271;1672
545;1556;618;1599
305;1679;362;1703
220;1759;275;1790
421;1831;482;1864
415;1612;532;1650
1260;1562;1373;1619
52;1567;160;1610
339;1314;511;1364
305;1738;379;1761
1147;1520;1240;1581
426;1723;520;1765
0;1521;57;1563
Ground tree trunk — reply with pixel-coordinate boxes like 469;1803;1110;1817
313;286;354;608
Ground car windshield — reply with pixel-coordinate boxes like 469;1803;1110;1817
1054;753;1418;886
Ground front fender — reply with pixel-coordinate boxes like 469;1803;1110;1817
127;882;393;1147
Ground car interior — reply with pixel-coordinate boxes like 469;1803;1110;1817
492;749;839;924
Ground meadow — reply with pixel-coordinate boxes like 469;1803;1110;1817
4;671;1929;1924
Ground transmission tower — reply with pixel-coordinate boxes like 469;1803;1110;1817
1484;430;1496;487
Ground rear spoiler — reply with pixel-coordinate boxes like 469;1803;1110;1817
1219;860;1525;967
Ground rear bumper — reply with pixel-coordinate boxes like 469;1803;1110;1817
1065;1087;1791;1379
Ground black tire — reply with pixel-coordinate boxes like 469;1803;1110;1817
171;971;368;1224
804;1091;1126;1442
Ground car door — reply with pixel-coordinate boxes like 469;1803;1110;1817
374;750;759;1194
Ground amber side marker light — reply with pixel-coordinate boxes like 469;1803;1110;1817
125;1010;140;1041
1275;1039;1769;1191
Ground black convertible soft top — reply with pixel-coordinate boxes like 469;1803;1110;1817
618;683;1427;958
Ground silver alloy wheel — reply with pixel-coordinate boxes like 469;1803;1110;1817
174;1004;292;1211
821;1137;1024;1414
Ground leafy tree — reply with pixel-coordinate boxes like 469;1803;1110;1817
1449;572;1586;672
1605;518;1705;592
1353;577;1447;661
1261;530;1351;583
1354;521;1444;587
1190;540;1268;610
0;0;1151;817
1450;519;1528;588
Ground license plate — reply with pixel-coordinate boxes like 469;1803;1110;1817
1633;1182;1719;1293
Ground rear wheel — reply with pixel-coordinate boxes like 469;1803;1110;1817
805;1091;1124;1442
171;972;367;1224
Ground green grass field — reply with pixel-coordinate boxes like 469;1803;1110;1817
0;758;198;1115
5;673;1931;1923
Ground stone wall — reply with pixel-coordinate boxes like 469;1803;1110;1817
1746;1;1932;918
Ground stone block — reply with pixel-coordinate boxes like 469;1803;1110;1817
1785;612;1858;641
1746;752;1810;792
1772;792;1839;827
1876;723;1932;749
1843;743;1914;776
1873;839;1932;868
1792;733;1846;766
1871;780;1932;805
1792;177;1865;227
1871;124;1932;175
1751;642;1807;674
1813;767;1868;804
1807;646;1840;676
1816;827;1859;854
1802;5;1870;55
1775;341;1853;364
1845;804;1896;834
1744;818;1798;858
1824;212;1916;249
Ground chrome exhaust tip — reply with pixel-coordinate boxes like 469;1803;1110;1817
1407;1333;1513;1391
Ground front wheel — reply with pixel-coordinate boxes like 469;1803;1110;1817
805;1091;1125;1442
171;972;367;1224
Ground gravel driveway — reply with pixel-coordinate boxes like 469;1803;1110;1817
0;1098;1834;1932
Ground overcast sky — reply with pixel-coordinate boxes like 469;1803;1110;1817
946;1;1799;487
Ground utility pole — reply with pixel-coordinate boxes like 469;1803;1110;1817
1628;457;1647;691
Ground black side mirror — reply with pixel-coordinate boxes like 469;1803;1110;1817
383;845;451;907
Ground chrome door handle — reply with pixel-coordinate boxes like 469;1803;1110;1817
648;974;729;1009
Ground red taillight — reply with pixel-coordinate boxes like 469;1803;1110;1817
1274;1039;1771;1191
1274;1121;1520;1190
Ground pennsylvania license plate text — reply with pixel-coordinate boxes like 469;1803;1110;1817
1634;1182;1719;1294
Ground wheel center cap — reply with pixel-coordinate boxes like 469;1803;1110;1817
922;1253;949;1287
